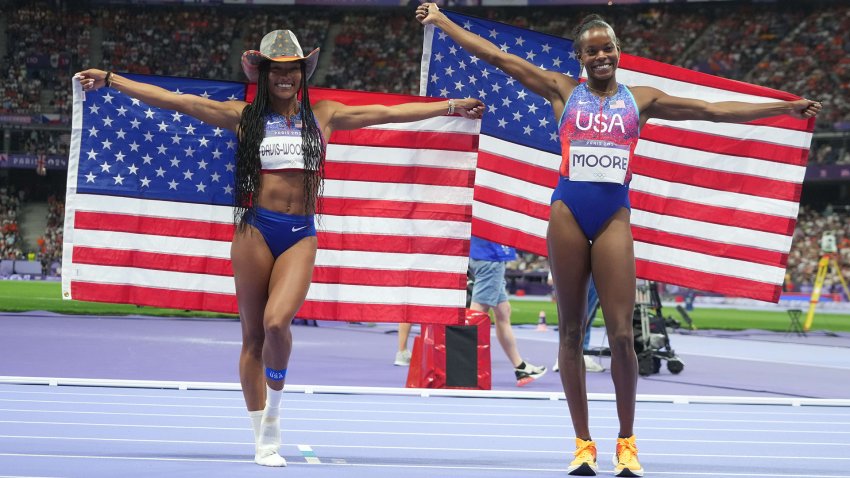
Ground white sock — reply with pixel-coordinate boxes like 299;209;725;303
248;409;264;443
265;385;283;417
255;385;286;467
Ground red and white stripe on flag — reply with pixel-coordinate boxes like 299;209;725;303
471;53;814;303
63;82;479;323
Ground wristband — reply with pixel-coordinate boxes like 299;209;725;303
104;71;113;88
447;99;456;115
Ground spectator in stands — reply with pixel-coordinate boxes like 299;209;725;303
76;28;483;468
788;205;850;294
0;187;24;261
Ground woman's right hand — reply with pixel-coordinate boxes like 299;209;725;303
75;69;109;91
415;2;443;26
455;98;486;119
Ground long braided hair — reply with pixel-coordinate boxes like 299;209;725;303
234;60;325;229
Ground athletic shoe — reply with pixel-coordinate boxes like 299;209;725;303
613;435;644;477
554;357;603;373
515;361;547;386
394;349;411;366
568;438;598;476
584;355;605;373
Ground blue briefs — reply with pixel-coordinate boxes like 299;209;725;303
243;207;316;259
550;177;631;241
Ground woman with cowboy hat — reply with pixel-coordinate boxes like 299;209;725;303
76;29;484;467
416;5;821;477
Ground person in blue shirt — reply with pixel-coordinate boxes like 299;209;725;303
469;236;547;386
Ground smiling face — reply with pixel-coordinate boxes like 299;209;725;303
577;27;620;82
267;61;303;102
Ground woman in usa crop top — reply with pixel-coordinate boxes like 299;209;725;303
418;5;820;476
77;28;484;468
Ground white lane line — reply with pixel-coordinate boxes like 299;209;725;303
0;475;66;478
0;408;844;434
0;399;847;424
0;421;844;446
2;388;849;415
3;379;847;407
0;453;845;477
2;435;850;461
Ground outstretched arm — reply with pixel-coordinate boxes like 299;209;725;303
75;69;245;132
639;87;822;123
416;3;575;109
317;97;484;134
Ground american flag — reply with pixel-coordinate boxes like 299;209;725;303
421;12;815;302
63;75;479;323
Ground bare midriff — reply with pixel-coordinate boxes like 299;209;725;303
257;170;312;215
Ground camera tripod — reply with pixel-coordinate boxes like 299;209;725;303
804;253;850;331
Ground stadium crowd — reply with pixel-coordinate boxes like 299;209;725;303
99;7;236;81
0;1;848;293
2;1;849;132
0;187;24;261
36;195;63;275
787;205;850;295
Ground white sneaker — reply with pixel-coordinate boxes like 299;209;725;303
394;349;411;366
584;355;605;373
515;361;547;386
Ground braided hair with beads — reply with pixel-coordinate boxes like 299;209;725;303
233;60;325;229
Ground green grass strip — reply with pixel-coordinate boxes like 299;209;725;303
1;281;848;332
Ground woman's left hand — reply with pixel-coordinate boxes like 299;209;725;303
790;98;822;119
455;98;486;119
75;69;109;91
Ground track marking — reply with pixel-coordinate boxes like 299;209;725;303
0;408;844;434
0;475;65;478
1;435;849;461
0;398;847;424
298;445;321;464
0;421;844;445
2;386;849;413
0;453;846;477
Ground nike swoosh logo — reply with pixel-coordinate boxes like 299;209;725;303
267;120;283;125
578;100;591;104
292;225;308;232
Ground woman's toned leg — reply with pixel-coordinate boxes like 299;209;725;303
253;235;317;466
547;200;593;439
262;235;318;390
589;208;638;438
231;227;275;412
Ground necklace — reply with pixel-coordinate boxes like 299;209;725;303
585;83;618;97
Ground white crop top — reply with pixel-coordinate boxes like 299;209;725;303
259;112;320;172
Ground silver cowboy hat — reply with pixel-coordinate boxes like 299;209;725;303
241;30;320;82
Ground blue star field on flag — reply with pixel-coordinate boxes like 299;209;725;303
77;74;245;206
422;11;581;155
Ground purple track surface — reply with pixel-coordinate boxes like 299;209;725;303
1;311;849;477
0;384;847;477
2;311;849;397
